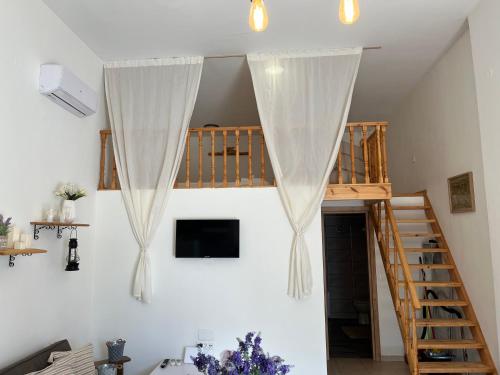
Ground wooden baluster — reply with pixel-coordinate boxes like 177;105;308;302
407;286;411;349
337;143;344;184
411;307;417;367
235;129;240;187
395;240;401;312
98;131;108;190
223;130;228;187
385;209;390;264
362;125;370;183
349;126;356;184
198;130;203;188
381;126;389;183
260;131;265;186
402;284;408;349
394;234;399;310
248;129;253;186
186;131;191;188
377;202;382;240
406;287;410;350
376;125;383;183
110;149;118;190
211;130;215;188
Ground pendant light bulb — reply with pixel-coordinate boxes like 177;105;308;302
249;0;269;32
339;0;360;25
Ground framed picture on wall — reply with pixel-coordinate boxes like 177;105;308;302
448;172;475;213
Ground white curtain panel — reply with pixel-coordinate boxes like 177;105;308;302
247;48;362;299
104;57;203;303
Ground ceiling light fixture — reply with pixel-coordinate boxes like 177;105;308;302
265;65;284;75
249;0;269;32
339;0;360;25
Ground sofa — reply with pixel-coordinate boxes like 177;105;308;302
0;340;72;375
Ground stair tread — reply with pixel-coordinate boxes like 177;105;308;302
400;232;442;237
418;362;493;373
419;299;468;307
416;319;475;327
390;248;448;253
396;219;436;223
417;339;484;349
408;264;454;269
412;281;462;287
391;205;431;210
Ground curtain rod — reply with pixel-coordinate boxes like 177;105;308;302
204;46;381;59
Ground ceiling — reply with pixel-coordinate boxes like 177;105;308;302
44;0;479;122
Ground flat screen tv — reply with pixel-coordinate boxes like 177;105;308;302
175;219;240;258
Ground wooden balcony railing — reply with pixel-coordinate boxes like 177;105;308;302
98;122;391;200
177;126;274;188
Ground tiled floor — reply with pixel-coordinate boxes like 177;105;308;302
328;358;409;375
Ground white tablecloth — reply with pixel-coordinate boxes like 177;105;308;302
150;362;200;375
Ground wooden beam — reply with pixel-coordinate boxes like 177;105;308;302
324;183;392;201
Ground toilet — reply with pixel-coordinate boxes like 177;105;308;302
353;300;370;325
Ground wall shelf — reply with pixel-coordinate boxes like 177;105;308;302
30;221;90;240
0;248;48;267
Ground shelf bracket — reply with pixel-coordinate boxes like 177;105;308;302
33;224;80;240
8;253;33;268
33;224;56;240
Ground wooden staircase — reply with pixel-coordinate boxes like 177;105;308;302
371;192;497;374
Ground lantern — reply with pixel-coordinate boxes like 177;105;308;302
65;230;80;271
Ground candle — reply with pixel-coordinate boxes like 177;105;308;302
46;209;56;222
7;226;19;248
20;233;31;248
14;241;25;250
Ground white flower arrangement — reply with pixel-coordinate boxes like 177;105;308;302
55;183;87;201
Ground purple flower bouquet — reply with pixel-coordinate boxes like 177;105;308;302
192;332;292;375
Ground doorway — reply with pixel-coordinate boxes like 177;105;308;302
322;210;380;360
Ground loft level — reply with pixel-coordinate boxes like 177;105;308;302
97;122;391;201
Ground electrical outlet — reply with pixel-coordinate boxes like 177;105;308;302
197;329;215;353
197;341;215;353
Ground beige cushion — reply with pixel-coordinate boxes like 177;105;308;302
26;363;75;375
51;345;95;375
47;352;70;364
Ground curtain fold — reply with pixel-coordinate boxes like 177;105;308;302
104;57;203;303
247;48;362;299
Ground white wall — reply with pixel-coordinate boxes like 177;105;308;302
388;29;499;365
0;0;105;367
374;243;404;358
469;0;500;363
92;189;327;375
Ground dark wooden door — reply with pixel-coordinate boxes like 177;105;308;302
324;213;372;358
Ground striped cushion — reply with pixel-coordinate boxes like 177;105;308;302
26;363;75;375
47;352;70;363
51;344;95;375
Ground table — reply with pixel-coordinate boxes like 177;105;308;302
149;362;200;375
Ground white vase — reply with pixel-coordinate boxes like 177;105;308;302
61;200;76;223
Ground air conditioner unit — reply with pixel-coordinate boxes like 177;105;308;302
39;64;98;118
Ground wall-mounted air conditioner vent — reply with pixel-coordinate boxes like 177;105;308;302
39;64;97;118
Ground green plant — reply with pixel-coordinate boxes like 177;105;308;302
0;214;12;236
